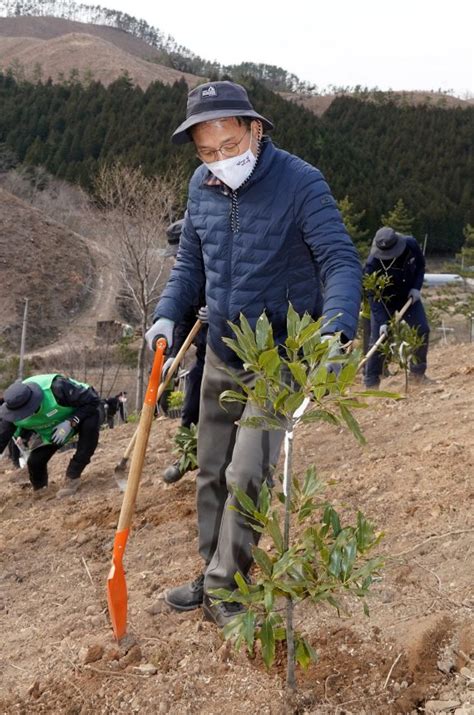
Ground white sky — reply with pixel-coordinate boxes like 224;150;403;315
96;0;473;96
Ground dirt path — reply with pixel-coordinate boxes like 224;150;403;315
0;343;473;714
27;234;120;359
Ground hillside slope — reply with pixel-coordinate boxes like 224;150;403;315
0;187;95;350
0;15;168;62
0;30;204;88
0;343;472;713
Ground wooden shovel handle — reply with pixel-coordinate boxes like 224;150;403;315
116;339;166;532
357;297;413;372
121;319;203;461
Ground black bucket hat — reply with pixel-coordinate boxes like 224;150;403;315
370;227;407;259
171;81;273;145
0;380;43;422
165;219;184;258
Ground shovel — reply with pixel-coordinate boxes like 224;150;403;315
357;297;412;372
114;318;203;487
107;337;166;642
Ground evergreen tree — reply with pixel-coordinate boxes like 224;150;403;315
381;198;415;234
337;195;368;240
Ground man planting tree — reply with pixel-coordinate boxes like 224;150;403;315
146;81;362;628
0;374;101;497
364;226;430;388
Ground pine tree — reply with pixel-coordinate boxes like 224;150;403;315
381;198;415;234
337;195;368;241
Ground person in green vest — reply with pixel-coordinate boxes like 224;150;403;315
0;374;101;497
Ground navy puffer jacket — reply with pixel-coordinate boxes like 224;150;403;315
156;139;362;366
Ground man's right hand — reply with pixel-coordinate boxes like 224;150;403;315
145;318;175;352
379;324;388;338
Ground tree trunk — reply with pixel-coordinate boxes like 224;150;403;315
283;421;296;691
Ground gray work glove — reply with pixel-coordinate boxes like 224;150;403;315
379;323;389;338
321;334;344;377
197;305;209;324
161;356;174;381
408;288;421;303
51;420;73;445
145;318;174;352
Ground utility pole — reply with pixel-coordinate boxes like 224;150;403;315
18;298;29;381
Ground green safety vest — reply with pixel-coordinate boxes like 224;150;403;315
15;374;88;445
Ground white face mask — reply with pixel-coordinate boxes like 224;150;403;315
204;131;257;191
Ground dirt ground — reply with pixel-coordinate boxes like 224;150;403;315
0;343;473;715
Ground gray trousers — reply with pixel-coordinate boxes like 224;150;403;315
197;348;284;592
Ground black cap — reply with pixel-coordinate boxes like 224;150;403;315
0;380;43;422
171;81;273;145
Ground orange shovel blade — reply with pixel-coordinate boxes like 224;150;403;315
106;528;130;641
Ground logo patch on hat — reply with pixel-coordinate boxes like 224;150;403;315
202;86;217;98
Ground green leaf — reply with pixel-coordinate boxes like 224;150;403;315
288;361;307;387
231;485;258;518
295;637;317;669
259;618;276;669
255;312;273;351
219;389;247;405
267;514;284;553
301;409;339;426
234;571;250;594
263;582;274;612
252;546;274;577
242;609;256;651
258;348;280;377
286;303;300;339
283;391;305;415
339;404;366;445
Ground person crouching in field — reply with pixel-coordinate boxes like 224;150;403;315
0;374;101;497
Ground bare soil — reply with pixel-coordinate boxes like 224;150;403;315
0;343;473;714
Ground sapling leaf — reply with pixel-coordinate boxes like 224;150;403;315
234;571;250;595
219;389;248;405
252;546;274;577
286;303;300;339
258;347;280;376
288;361;308;387
267;514;284;553
339;404;366;445
242;609;257;652
295;637;317;669
259;618;276;669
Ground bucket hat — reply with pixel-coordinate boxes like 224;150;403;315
0;380;43;422
165;219;184;257
370;227;407;259
172;81;273;145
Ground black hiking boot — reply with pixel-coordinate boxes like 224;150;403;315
164;574;204;611
163;461;185;484
202;595;246;628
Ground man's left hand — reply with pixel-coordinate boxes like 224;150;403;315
322;334;344;377
51;420;73;445
409;288;421;303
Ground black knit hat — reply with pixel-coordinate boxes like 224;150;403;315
171;81;273;145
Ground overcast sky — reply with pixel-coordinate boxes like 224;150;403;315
97;0;473;96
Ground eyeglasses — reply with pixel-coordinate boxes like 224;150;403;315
195;128;251;163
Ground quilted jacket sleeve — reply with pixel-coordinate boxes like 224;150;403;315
293;166;362;340
154;206;205;324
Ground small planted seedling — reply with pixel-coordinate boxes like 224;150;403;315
211;306;390;691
